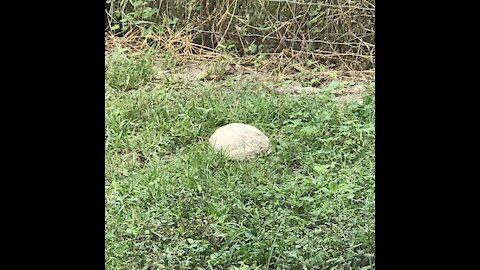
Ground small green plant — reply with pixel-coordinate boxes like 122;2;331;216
217;41;236;53
247;41;258;54
331;71;337;80
107;0;160;32
229;262;261;270
105;47;154;90
253;52;266;68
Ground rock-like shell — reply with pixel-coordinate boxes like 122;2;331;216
209;123;270;160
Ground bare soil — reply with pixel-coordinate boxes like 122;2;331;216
152;61;373;106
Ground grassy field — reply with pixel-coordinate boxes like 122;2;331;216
105;51;375;269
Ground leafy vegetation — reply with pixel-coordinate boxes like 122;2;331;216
105;0;375;70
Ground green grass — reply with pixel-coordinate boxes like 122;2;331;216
105;53;375;269
106;48;155;91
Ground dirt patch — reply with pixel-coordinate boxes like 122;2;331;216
150;60;373;105
153;62;276;84
272;81;319;95
332;83;368;105
181;64;208;80
153;63;211;81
